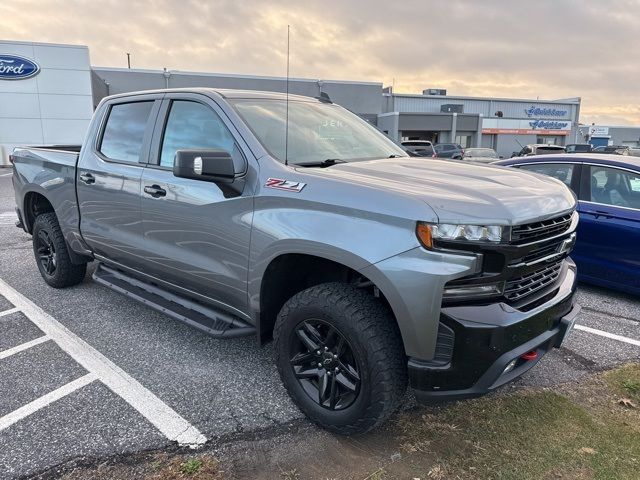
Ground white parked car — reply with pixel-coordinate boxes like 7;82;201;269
461;148;499;164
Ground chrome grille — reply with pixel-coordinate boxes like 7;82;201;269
511;213;573;244
504;261;563;302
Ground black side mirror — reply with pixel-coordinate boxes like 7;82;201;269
173;149;236;182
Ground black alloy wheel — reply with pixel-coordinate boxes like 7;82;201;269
290;319;361;410
274;282;407;435
35;229;57;276
32;213;87;288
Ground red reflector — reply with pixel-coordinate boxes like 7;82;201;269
521;350;538;361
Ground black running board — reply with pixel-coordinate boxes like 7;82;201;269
93;263;255;338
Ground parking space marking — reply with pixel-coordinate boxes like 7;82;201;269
0;307;19;318
0;373;96;433
574;324;640;347
0;172;11;177
0;278;207;447
0;336;50;359
0;212;16;226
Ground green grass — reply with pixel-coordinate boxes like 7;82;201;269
606;364;640;400
179;458;204;476
395;367;640;480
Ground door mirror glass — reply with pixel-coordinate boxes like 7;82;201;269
173;149;236;182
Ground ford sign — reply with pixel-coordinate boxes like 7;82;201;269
0;54;40;80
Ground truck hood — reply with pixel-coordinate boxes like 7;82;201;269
300;157;576;225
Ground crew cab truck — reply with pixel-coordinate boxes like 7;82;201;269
12;88;581;434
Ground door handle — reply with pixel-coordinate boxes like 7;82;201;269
79;172;95;184
144;185;167;198
585;210;612;219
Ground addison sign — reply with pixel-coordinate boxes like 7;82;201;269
0;54;40;80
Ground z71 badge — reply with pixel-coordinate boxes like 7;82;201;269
265;178;306;192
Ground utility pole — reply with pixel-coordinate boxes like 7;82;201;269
126;53;131;69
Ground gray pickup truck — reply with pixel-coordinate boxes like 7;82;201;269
12;88;580;434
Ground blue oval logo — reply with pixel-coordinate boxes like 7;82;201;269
0;54;40;80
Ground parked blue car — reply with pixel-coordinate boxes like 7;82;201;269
494;154;640;295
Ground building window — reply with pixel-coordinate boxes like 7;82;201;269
455;135;472;148
536;136;560;145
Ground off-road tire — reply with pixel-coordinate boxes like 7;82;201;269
32;213;87;288
274;282;407;435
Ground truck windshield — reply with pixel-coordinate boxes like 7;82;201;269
231;99;407;165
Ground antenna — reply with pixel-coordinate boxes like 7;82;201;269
126;52;131;69
285;25;290;166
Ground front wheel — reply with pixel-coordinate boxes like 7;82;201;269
274;282;407;435
32;213;87;288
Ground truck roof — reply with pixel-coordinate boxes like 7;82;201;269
103;88;321;103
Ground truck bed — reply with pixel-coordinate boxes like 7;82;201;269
11;145;82;243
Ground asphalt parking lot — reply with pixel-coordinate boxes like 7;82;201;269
0;170;638;479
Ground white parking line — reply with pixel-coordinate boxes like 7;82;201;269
574;324;640;347
0;373;96;433
0;212;16;226
0;278;207;447
0;307;19;318
0;172;11;177
0;336;50;359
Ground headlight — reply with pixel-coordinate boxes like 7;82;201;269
416;222;505;248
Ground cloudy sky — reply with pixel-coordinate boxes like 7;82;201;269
2;0;639;125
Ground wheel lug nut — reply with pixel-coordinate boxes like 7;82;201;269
317;363;322;368
316;350;321;355
324;346;329;351
333;354;338;359
335;367;339;373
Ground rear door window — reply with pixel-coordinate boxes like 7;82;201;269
99;101;154;163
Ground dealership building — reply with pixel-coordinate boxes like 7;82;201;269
2;39;584;164
576;125;640;148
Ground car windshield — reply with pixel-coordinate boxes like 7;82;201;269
231;99;407;165
465;149;497;158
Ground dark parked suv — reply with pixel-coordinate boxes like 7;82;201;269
434;143;464;159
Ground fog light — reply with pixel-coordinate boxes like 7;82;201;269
443;282;504;299
502;359;518;375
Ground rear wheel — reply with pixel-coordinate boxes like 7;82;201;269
274;282;407;434
32;213;87;288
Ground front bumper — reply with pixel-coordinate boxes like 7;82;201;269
409;260;579;403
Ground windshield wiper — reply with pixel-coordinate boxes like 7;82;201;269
295;158;348;168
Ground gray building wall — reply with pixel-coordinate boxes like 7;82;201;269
91;67;383;118
387;94;580;121
577;125;640;147
383;92;580;158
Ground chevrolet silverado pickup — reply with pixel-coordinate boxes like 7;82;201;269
12;88;581;434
